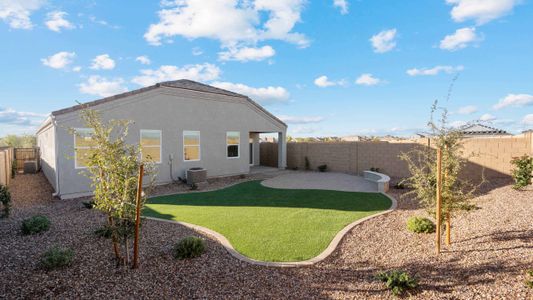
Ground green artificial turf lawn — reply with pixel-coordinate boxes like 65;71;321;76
144;180;391;262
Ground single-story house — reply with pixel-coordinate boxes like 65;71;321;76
36;80;287;199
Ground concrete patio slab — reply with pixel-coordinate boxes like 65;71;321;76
261;171;379;193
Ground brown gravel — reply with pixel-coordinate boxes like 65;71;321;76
0;173;532;299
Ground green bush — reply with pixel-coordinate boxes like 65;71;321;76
511;155;533;190
40;246;74;270
317;164;328;172
525;269;533;289
21;215;51;235
304;157;310;170
94;225;113;238
0;185;11;217
406;216;435;234
376;270;418;296
173;236;205;259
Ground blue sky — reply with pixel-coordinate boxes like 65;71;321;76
0;0;532;137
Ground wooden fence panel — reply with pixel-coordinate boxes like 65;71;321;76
14;148;39;172
0;147;14;186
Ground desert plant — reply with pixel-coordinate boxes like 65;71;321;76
375;270;418;296
173;236;205;259
304;156;310;170
406;216;436;234
317;164;328;172
399;101;484;246
525;269;533;289
70;108;156;267
370;167;380;172
0;184;11;217
21;215;50;235
94;225;113;238
40;246;74;270
510;155;533;190
393;182;406;189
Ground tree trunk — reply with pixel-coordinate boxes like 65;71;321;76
108;216;122;262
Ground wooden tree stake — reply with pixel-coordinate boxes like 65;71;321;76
446;212;451;246
132;164;144;269
436;148;442;255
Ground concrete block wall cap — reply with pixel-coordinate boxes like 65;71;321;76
145;192;397;268
364;170;391;183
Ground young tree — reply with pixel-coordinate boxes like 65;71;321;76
0;134;36;148
400;101;483;247
70;109;156;267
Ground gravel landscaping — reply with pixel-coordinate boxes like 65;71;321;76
0;173;532;299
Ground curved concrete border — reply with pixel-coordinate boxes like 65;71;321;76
363;170;391;193
145;192;397;268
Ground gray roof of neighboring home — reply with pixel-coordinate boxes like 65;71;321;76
50;79;286;127
459;123;510;136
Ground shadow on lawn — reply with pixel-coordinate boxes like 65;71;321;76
145;180;393;213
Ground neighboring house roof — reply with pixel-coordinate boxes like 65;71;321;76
416;123;510;138
49;79;286;127
459;123;510;136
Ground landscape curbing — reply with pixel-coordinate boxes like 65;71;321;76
145;192;397;268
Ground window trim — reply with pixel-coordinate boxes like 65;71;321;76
226;131;240;159
140;129;162;164
183;130;201;162
73;128;95;170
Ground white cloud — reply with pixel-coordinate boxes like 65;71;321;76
45;11;75;32
407;65;464;76
479;113;496;121
440;27;480;51
290;125;319;134
132;63;221;86
72;66;82;72
278;115;324;124
457;105;477;115
78;76;128;97
41;51;76;69
135;55;151;65
493;94;533;110
0;107;46;126
0;0;45;29
212;81;289;104
144;0;309;49
333;0;348;14
522;114;533;125
90;54;116;70
450;120;467;128
370;29;397;53
192;47;203;56
355;73;381;86
446;0;519;25
314;75;336;87
219;45;275;62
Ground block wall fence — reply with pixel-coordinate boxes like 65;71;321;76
260;132;533;181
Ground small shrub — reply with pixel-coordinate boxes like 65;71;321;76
370;167;381;172
510;155;533;190
21;215;51;235
190;183;198;190
376;270;418;296
82;200;95;209
0;185;11;217
40;246;74;270
304;156;310;170
239;174;246;179
393;182;406;189
525;269;533;289
317;164;328;172
406;216;435;234
173;236;205;259
94;225;113;238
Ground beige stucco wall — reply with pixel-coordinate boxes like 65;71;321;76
261;132;533;181
52;86;286;198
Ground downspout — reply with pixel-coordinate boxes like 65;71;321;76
51;115;61;198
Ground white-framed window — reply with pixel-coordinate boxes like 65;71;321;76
140;130;162;163
74;128;96;169
226;131;240;158
183;130;201;161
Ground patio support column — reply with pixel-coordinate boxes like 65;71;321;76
278;131;287;169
